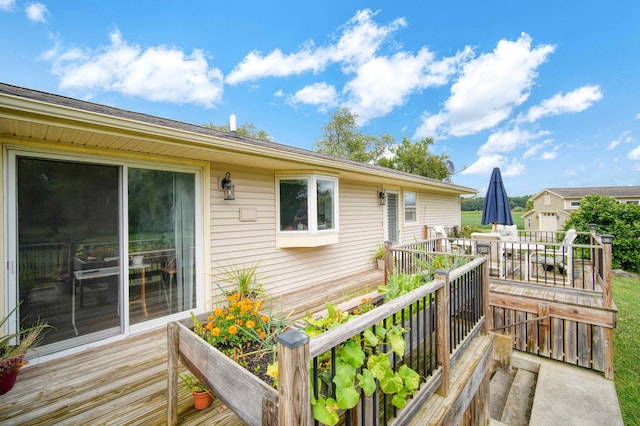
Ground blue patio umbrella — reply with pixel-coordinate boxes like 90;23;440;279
481;167;513;232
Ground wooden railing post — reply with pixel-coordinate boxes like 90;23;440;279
600;234;615;380
600;234;614;310
276;330;311;426
384;240;393;285
167;322;179;426
435;269;450;396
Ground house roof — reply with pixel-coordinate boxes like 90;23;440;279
0;82;476;196
536;186;640;200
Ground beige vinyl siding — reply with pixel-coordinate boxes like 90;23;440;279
421;191;461;226
207;168;384;307
396;190;461;244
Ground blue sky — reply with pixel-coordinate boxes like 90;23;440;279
1;1;639;196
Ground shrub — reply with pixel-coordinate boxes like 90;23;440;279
564;194;640;272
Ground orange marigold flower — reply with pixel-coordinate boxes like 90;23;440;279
258;330;266;339
246;320;255;329
226;314;235;321
211;327;221;337
228;325;238;335
261;315;270;322
207;315;214;321
205;322;214;330
214;308;224;317
237;319;244;326
353;309;359;315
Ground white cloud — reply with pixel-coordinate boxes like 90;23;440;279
522;85;603;123
44;29;223;107
629;145;640;160
0;0;15;11
288;82;338;111
345;47;472;124
229;9;471;125
226;9;405;85
522;138;553;159
606;130;633;151
415;33;555;139
478;127;544;157
539;147;558;160
460;154;505;176
25;2;47;22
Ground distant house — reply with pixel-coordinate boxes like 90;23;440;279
0;82;475;359
523;186;640;231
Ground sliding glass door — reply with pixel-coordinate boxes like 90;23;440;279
8;152;198;354
15;157;121;349
127;168;196;323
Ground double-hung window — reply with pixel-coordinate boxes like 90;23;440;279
277;174;339;247
404;191;417;223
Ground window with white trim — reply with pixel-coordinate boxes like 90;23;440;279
404;191;417;223
277;174;338;234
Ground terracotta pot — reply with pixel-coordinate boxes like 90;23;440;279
0;370;19;395
192;390;213;410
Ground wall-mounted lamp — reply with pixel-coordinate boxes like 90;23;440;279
221;172;235;200
379;190;386;206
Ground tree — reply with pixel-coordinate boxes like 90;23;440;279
204;121;272;142
564;194;640;272
314;108;390;163
315;108;450;180
378;136;449;180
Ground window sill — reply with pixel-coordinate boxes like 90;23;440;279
276;232;339;248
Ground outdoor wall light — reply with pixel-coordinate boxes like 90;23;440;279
221;172;235;200
589;223;598;232
379;190;386;206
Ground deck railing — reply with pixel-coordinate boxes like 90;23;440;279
417;226;616;378
418;229;613;297
276;257;488;425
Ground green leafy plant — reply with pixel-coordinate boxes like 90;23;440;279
179;373;210;393
377;272;422;302
372;244;386;260
191;294;274;351
190;289;291;387
1;302;49;376
303;303;421;425
219;262;265;299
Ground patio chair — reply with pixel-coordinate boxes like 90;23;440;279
530;229;578;277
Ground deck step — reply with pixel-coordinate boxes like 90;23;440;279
489;369;514;420
490;351;540;426
500;368;537;426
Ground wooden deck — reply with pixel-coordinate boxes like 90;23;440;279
0;270;384;425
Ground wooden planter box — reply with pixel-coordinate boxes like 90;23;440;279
168;317;278;425
167;259;489;426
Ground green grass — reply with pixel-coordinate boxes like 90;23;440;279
613;276;640;425
461;211;525;230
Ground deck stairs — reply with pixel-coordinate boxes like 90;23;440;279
489;346;624;426
489;352;538;425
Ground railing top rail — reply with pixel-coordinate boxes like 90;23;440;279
309;278;446;358
449;256;485;282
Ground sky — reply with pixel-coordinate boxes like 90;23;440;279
1;1;639;196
